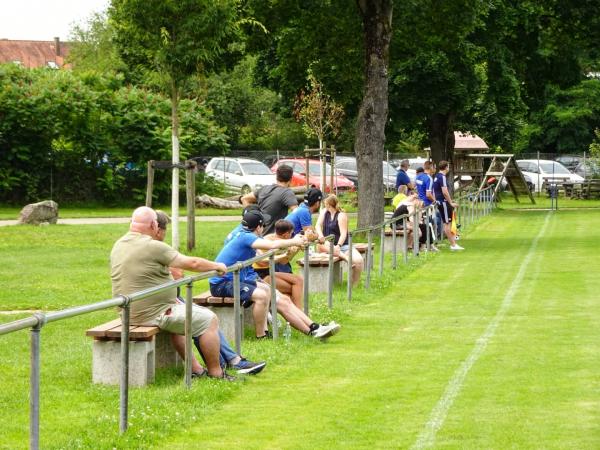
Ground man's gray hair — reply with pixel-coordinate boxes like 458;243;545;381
401;159;409;168
155;210;171;230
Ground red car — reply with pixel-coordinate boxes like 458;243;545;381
271;158;355;192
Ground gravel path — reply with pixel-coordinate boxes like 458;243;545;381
0;216;240;227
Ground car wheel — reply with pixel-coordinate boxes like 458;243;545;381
241;185;251;195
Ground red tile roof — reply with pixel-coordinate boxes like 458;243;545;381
0;38;70;68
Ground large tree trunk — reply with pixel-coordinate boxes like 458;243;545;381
355;0;393;228
171;80;180;250
428;112;456;187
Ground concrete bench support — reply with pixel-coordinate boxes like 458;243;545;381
298;257;342;293
86;319;181;387
193;293;254;343
383;229;406;254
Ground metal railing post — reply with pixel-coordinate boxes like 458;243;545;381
119;299;130;434
327;237;334;309
269;255;278;339
303;244;310;315
379;226;385;276
184;283;193;387
392;221;397;270
366;230;373;289
30;313;45;450
412;208;419;256
403;217;408;264
347;233;353;301
233;270;242;354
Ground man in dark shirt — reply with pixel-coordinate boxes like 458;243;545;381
241;164;298;235
395;159;415;192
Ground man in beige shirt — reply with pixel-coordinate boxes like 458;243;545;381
111;206;232;380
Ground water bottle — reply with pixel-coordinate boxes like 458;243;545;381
283;321;292;342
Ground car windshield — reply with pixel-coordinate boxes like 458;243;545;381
308;163;335;175
539;162;571;175
241;162;272;175
383;161;397;176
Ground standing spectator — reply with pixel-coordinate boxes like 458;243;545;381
315;194;364;286
395;159;415;192
433;161;464;251
241;164;298;235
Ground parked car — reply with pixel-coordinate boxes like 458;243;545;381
516;159;584;192
271;158;355;192
573;159;600;179
205;157;276;194
335;156;397;190
554;155;583;171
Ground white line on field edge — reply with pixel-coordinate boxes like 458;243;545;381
411;212;552;450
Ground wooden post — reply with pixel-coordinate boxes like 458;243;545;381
330;145;335;196
186;160;196;251
305;146;310;192
145;161;155;207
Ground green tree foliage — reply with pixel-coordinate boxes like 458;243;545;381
0;64;227;205
516;79;600;154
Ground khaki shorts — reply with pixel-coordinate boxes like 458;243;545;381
156;303;215;337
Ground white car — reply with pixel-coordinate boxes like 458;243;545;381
516;159;584;192
205;157;276;194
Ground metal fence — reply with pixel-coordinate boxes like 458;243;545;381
0;187;496;449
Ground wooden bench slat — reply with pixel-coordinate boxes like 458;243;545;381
85;318;122;338
105;325;160;339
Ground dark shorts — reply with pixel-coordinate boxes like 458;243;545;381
209;279;257;308
254;263;293;280
437;201;453;224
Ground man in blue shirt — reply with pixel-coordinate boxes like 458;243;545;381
432;160;463;251
210;209;341;339
395;159;415;192
415;162;434;206
285;187;323;236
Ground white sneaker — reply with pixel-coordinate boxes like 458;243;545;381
450;244;464;251
312;323;341;340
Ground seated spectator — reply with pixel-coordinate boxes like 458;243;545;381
210;210;340;339
285;188;323;239
253;219;304;308
391;193;438;252
155;210;266;375
110;206;234;380
315;194;364;286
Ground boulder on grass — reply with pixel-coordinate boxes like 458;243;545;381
18;200;59;225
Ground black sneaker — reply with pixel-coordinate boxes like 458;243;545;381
207;370;237;382
229;358;267;375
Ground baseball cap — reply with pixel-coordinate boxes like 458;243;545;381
242;204;260;216
304;188;323;206
241;210;264;230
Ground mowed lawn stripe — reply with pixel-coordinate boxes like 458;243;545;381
436;210;600;449
164;211;560;449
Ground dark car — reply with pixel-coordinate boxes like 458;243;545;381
335;156;397;191
554;155;582;171
573;160;600;179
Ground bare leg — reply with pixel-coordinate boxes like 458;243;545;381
265;273;304;308
196;317;223;376
347;248;364;287
170;334;205;374
251;284;270;337
443;223;456;246
276;294;311;333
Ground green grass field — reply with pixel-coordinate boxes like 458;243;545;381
1;208;600;448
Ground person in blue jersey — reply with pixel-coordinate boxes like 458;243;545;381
224;204;261;245
154;210;266;376
432;161;464;251
416;161;442;241
210;209;341;339
395;159;415;192
285;188;323;239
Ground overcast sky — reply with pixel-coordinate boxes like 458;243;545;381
0;0;110;41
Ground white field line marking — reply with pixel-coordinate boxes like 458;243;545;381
411;212;552;450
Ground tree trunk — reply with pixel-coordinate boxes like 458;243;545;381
355;0;393;228
171;80;180;250
428;112;456;187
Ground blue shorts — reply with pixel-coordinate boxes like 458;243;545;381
210;279;257;308
254;262;293;280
